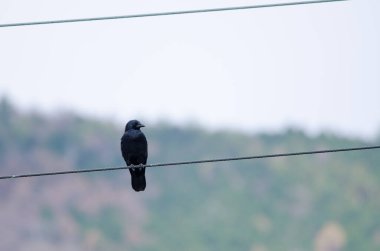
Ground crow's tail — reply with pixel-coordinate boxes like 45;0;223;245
131;174;146;192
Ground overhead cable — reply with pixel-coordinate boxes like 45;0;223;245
0;145;378;180
0;0;348;28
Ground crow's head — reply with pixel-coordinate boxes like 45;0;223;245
125;120;145;131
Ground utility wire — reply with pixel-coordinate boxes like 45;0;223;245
0;0;348;28
0;145;379;180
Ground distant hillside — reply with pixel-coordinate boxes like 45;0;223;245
0;98;379;251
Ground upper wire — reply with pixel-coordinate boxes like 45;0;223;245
0;0;348;28
0;145;379;180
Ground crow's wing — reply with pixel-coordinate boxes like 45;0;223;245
121;133;130;164
121;130;148;165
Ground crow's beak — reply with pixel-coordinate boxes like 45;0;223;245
138;124;145;128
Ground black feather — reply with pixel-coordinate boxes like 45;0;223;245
121;120;148;192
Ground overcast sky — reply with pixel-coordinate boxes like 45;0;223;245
0;0;379;139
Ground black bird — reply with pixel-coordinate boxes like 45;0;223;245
121;120;148;192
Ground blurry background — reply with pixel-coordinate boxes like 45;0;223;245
0;0;380;250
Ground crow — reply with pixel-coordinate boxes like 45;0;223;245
121;120;148;192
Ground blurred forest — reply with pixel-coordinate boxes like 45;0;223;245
0;97;380;251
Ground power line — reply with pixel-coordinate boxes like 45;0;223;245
0;0;348;28
0;145;379;180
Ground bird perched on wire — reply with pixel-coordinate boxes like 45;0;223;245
121;120;148;192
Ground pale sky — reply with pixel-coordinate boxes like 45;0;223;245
0;0;379;139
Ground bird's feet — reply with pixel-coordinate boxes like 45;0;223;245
138;163;144;171
130;165;135;171
129;164;144;171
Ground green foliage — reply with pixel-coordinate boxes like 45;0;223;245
0;99;379;251
71;207;124;243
